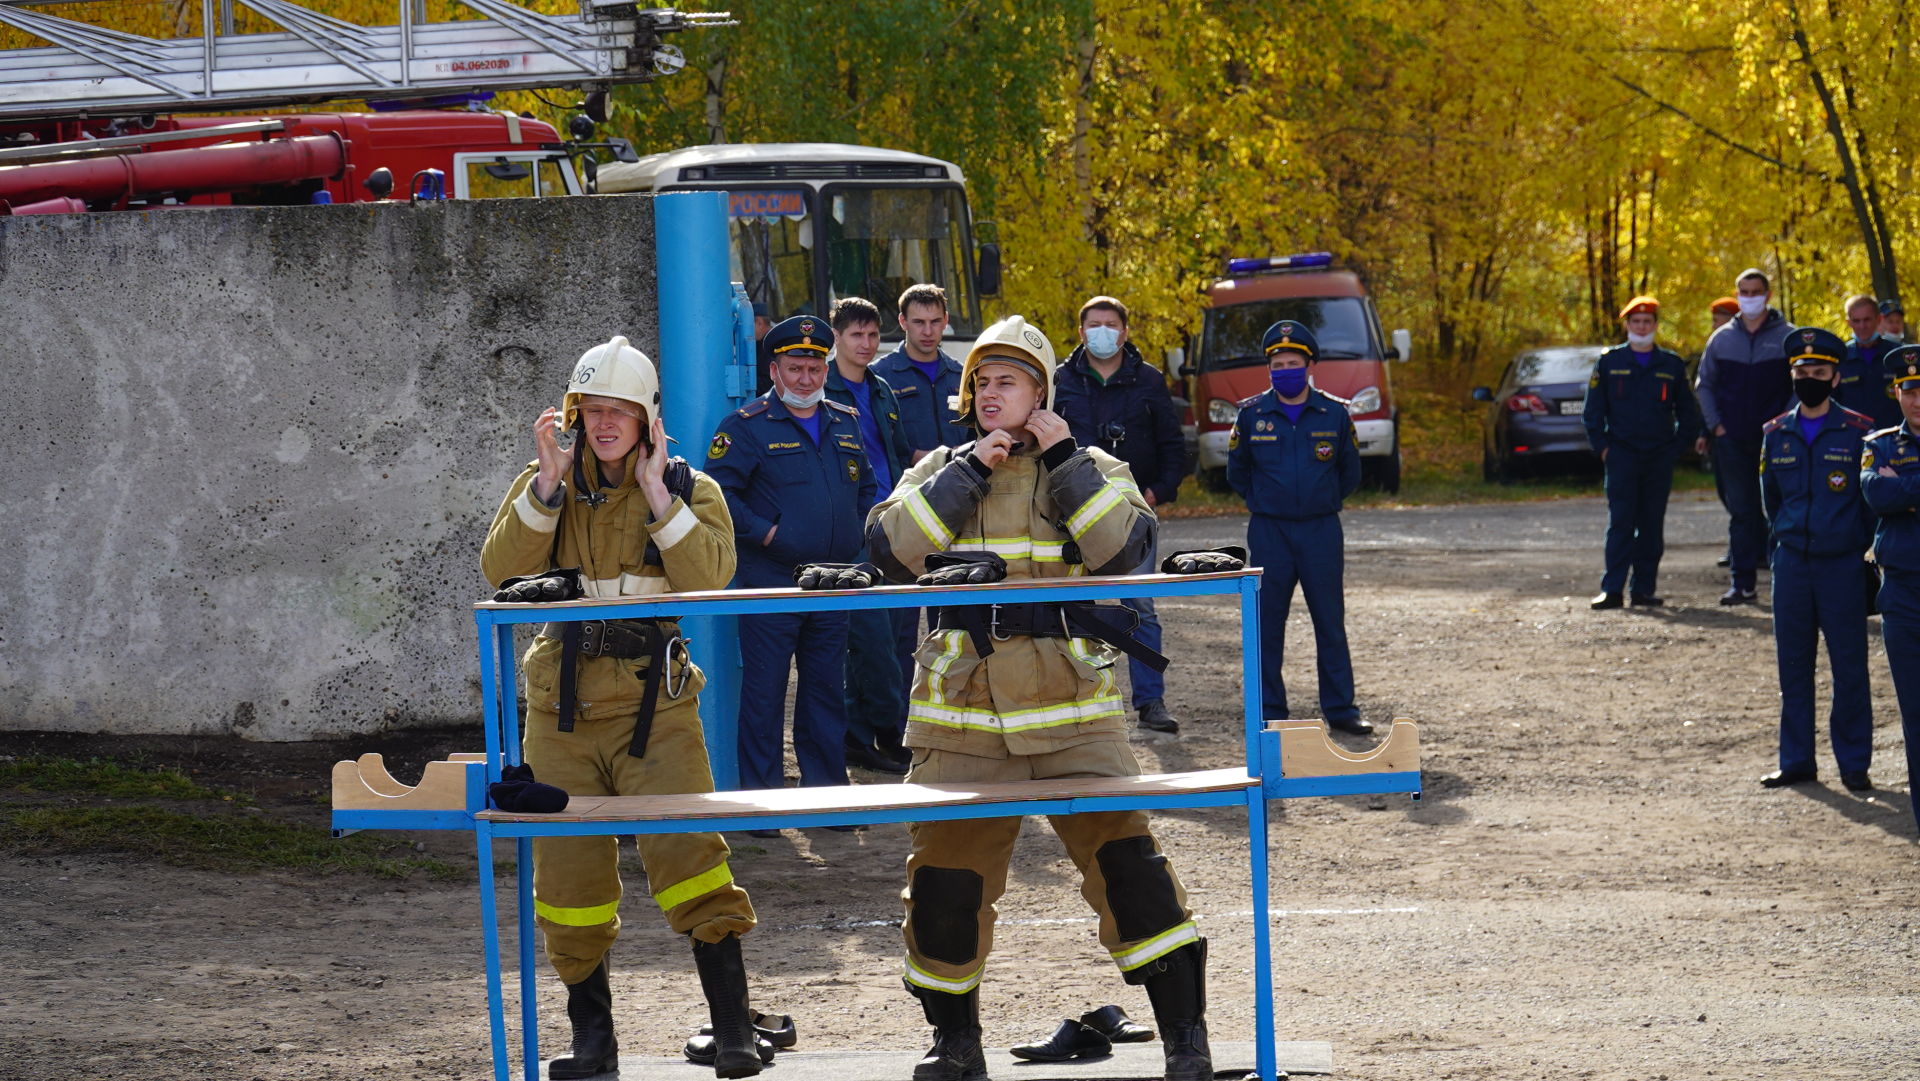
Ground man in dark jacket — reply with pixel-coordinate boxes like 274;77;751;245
1582;296;1703;609
1838;294;1902;430
1053;295;1188;735
824;296;916;774
1696;268;1794;604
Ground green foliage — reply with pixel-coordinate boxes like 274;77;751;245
0;754;243;802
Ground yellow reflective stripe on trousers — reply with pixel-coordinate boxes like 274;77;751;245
534;895;619;927
1110;921;1200;971
903;957;983;994
1066;484;1125;539
904;487;956;548
653;862;736;913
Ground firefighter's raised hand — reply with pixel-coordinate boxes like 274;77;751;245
533;406;574;502
637;416;674;519
971;429;1019;470
1025;408;1071;452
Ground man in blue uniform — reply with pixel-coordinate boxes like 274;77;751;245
1053;295;1189;736
1862;346;1920;832
1837;294;1902;430
1758;327;1877;792
707;316;879;810
873;282;967;461
1226;320;1370;736
824;296;916;774
1581;296;1704;609
1697;268;1795;604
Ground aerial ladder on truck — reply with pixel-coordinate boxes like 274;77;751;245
0;0;728;121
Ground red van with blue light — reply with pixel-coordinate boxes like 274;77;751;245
1182;253;1412;493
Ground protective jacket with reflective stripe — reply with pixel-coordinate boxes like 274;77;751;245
867;440;1154;758
481;456;736;721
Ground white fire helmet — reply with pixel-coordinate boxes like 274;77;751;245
956;315;1057;423
562;335;660;431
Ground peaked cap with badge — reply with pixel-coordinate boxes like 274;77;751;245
765;315;834;358
1886;343;1920;388
1785;326;1847;368
1261;320;1318;360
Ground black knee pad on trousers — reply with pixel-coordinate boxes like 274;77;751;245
1096;836;1182;941
909;866;984;965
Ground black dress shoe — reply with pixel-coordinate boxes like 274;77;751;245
1326;717;1374;736
1010;1018;1112;1062
1720;587;1758;605
1716;555;1731;568
1841;771;1874;792
1080;1005;1153;1043
844;737;910;776
1590;592;1624;610
1629;594;1663;607
1760;768;1817;788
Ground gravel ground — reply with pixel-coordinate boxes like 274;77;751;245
3;491;1914;1081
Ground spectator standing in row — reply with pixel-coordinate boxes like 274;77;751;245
1880;298;1907;342
1838;294;1903;430
1861;347;1920;834
1696;268;1794;605
1582;297;1702;609
875;283;968;461
825;297;915;774
1053;295;1189;736
1758;328;1876;793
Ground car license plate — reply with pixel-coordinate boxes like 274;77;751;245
1558;401;1583;415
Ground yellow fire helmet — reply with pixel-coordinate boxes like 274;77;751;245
562;335;661;431
956;314;1058;425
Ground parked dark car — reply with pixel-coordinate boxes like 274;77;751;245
1472;345;1608;482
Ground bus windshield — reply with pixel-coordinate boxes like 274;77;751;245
825;187;979;337
726;189;815;323
1200;296;1379;371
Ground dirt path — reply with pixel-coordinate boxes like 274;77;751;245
3;492;1915;1081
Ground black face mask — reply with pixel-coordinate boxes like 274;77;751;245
1792;376;1834;407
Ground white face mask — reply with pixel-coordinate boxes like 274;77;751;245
1737;294;1768;319
1627;331;1655;349
1085;325;1122;360
779;386;825;411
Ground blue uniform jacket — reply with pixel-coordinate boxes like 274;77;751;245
705;393;878;587
1837;335;1902;430
1760;405;1875;557
1581;344;1703;455
825;365;912;496
1225;389;1361;519
1862;422;1920;573
1052;342;1188;506
871;345;967;454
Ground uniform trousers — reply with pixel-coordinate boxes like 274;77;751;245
1770;547;1874;775
1123;537;1166;707
845;605;912;749
1715;438;1769;592
1600;444;1676;596
737;610;851;790
1248;513;1358;723
900;740;1195;996
523;692;755;985
1878;569;1920;832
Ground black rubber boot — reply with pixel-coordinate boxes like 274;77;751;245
547;959;618;1080
910;986;988;1081
693;935;763;1079
1142;941;1213;1081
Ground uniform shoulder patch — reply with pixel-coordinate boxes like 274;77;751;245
707;432;732;459
823;398;858;415
1839;407;1875;431
1236;392;1264;409
1761;414;1789;435
737;399;769;418
1866;425;1902;442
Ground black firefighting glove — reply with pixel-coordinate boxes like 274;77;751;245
1160;546;1248;574
487;763;569;813
491;567;584;603
793;562;881;590
917;551;1009;586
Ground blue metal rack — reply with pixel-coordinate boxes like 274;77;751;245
331;568;1421;1081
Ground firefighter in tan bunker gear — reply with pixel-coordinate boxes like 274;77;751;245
481;336;764;1080
867;316;1211;1081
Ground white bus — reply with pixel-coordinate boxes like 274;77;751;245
597;142;998;353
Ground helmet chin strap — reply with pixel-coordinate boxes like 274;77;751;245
569;417;610;506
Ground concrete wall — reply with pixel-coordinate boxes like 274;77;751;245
1;196;661;740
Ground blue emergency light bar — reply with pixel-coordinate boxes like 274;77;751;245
1226;252;1333;275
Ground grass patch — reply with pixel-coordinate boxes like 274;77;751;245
0;753;464;879
0;754;247;803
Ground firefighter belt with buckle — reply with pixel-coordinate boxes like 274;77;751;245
540;618;687;758
930;602;1169;673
